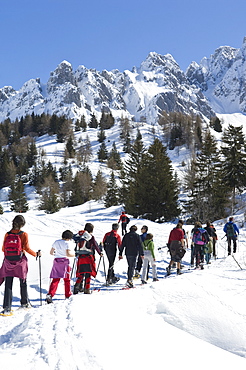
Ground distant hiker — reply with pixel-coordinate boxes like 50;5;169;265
118;211;130;236
73;223;103;294
102;223;122;285
141;233;158;284
0;215;41;316
204;221;218;258
134;225;148;278
223;217;239;255
46;230;75;304
192;222;209;269
166;223;185;276
119;225;144;288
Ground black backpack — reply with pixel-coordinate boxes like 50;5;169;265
104;232;117;250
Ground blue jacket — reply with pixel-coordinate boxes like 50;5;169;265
223;221;239;235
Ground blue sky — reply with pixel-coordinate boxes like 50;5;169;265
1;0;246;89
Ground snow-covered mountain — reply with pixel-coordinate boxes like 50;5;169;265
0;53;214;125
186;37;246;114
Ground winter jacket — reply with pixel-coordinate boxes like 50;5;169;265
118;213;129;224
168;228;184;244
103;230;122;254
143;239;155;259
223;222;239;236
119;231;144;257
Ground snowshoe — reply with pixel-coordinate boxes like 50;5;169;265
0;309;13;316
46;294;53;304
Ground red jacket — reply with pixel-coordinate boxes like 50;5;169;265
168;228;184;244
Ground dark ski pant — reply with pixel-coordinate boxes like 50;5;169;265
76;273;91;290
194;244;204;267
121;223;127;236
227;236;237;254
105;251;116;280
3;276;28;309
126;255;137;281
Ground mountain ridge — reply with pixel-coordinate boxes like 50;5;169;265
1;37;246;125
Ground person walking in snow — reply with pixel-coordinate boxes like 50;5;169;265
204;221;217;259
118;211;130;236
134;225;148;278
166;223;185;276
223;217;239;255
46;230;75;304
0;215;41;316
119;225;144;288
73;223;103;294
141;233;158;284
192;222;209;269
102;223;122;285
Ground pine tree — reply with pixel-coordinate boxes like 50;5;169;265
104;171;120;207
220;124;246;213
107;142;122;170
97;128;106;143
121;131;146;215
66;136;76;158
9;178;29;213
88;113;98;129
39;176;61;214
69;168;92;206
92;170;107;201
184;130;228;222
97;142;108;162
135;138;180;221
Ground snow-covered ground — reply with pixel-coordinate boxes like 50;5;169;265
0;202;246;370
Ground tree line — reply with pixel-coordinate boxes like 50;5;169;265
0;111;244;223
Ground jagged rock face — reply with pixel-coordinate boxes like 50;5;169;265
186;37;246;114
0;52;217;123
0;79;44;122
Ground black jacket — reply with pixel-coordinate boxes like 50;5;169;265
119;231;144;257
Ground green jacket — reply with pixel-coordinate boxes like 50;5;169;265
143;239;155;259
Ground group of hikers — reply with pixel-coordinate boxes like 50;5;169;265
0;213;240;315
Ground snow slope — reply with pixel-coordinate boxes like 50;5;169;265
0;202;246;370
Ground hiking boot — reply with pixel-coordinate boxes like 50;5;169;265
20;303;31;309
84;288;91;294
166;266;171;276
112;276;120;283
141;280;147;284
134;271;140;279
177;268;182;275
73;283;80;295
153;278;159;282
0;308;13;316
106;279;113;286
46;294;53;304
126;280;134;288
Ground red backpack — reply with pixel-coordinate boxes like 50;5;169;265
4;231;23;261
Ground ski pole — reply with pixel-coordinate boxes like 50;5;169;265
36;250;42;306
102;255;107;284
231;253;243;270
92;255;102;291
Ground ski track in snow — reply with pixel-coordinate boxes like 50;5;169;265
0;205;246;369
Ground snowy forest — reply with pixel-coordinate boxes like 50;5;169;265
0;110;245;224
